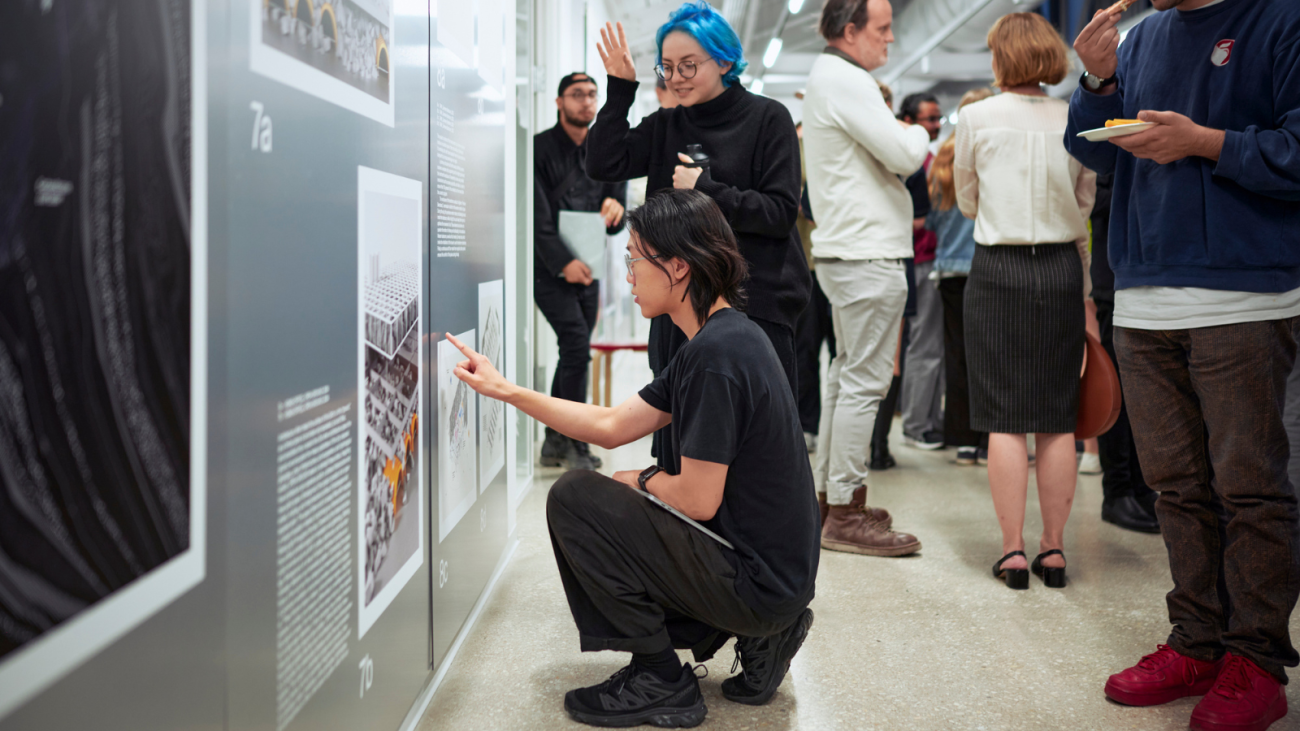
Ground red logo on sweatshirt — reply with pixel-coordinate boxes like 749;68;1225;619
1211;39;1234;67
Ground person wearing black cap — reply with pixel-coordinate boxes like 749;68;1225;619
535;72;628;471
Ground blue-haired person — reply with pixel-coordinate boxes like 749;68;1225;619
586;2;810;451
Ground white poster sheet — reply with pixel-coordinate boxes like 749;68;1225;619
438;331;478;542
477;281;505;491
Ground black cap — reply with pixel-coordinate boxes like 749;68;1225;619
558;72;597;97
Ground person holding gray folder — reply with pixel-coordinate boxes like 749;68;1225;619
534;72;627;471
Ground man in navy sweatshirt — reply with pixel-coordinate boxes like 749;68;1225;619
1066;2;1300;730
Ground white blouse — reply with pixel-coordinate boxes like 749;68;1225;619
954;93;1096;257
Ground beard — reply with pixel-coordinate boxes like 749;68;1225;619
562;110;594;128
1151;0;1186;8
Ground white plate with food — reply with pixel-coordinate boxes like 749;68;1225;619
1077;121;1155;142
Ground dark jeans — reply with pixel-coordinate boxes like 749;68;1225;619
1284;318;1300;491
938;277;985;449
795;272;836;435
651;314;796;467
535;275;599;404
547;471;793;661
1116;319;1300;682
1094;295;1154;505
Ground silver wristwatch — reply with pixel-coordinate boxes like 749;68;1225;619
1083;71;1117;91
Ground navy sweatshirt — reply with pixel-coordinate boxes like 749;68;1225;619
1064;0;1300;294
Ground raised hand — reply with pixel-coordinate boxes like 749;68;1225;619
1074;9;1121;81
596;22;637;82
446;333;514;401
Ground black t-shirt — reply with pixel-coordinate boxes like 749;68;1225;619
638;308;820;619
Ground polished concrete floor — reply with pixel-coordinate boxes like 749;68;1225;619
418;355;1300;731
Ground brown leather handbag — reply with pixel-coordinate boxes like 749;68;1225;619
1075;331;1122;439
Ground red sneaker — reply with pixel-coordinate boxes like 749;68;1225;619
1190;654;1287;731
1104;644;1225;706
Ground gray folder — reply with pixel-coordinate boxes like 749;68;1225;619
558;210;607;276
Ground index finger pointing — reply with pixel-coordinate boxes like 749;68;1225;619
445;333;477;358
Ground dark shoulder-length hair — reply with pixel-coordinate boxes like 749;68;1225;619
626;189;748;326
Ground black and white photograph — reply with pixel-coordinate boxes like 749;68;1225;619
0;0;208;719
250;0;395;126
355;166;423;639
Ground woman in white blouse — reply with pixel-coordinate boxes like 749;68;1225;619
954;12;1096;591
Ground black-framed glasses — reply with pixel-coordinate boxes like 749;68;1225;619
654;58;714;81
915;115;943;123
625;252;661;278
564;90;599;101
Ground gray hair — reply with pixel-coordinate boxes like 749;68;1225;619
819;0;869;40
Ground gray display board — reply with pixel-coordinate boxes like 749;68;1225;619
0;0;520;728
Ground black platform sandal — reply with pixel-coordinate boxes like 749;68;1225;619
1031;550;1067;588
992;551;1029;590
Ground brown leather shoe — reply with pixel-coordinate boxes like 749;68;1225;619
821;486;919;557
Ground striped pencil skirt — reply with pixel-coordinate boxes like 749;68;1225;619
964;243;1084;434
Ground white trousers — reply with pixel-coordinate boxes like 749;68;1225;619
813;259;908;505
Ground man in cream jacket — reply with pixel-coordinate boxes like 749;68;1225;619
803;0;930;556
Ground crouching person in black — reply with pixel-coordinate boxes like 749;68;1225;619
446;189;819;728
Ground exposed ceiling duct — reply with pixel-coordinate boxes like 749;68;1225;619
877;0;1031;85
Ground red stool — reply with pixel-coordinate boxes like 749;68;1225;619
590;342;648;407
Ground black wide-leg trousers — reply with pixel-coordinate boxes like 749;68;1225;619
547;471;795;661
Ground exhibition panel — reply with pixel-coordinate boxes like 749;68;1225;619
0;2;224;729
0;0;524;729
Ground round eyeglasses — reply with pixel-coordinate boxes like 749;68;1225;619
654;58;714;81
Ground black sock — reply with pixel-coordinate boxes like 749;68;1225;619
633;648;683;683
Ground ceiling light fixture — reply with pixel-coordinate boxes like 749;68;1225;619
763;38;783;69
787;0;805;14
751;78;765;95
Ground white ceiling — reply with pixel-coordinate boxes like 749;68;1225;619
605;0;1029;119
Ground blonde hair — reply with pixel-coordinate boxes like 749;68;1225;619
987;13;1070;88
929;88;994;211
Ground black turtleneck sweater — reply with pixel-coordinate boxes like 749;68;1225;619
585;77;810;333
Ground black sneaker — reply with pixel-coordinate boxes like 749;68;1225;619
903;431;945;450
720;608;814;706
560;438;598;471
563;661;706;728
572;439;603;469
540;429;568;467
